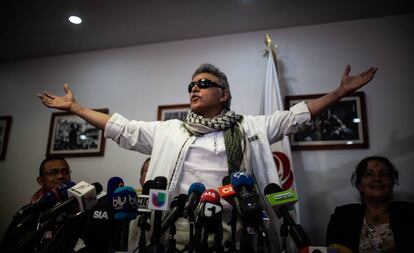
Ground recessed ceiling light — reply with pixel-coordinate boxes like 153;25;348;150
69;16;82;24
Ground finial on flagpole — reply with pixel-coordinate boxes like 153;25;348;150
264;33;278;60
265;33;272;49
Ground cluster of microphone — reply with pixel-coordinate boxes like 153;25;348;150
1;180;104;253
1;172;344;253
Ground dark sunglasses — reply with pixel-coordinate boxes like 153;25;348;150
188;78;224;93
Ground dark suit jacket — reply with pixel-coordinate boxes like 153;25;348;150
326;201;414;252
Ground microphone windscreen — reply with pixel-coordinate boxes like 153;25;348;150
171;194;188;209
264;183;283;195
112;186;139;220
142;180;154;195
230;172;255;192
188;182;206;195
200;189;221;204
92;182;103;195
154;176;168;189
222;176;230;185
107;177;124;200
50;181;75;204
53;181;76;200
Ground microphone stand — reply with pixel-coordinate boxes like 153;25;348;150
137;217;151;253
239;226;255;253
280;220;288;253
166;223;177;253
225;208;237;253
213;222;224;253
255;227;268;253
187;212;195;253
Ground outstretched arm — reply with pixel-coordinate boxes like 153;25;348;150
307;65;377;118
38;83;110;130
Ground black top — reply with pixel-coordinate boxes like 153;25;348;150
326;201;414;252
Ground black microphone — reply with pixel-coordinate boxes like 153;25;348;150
38;182;103;227
264;183;310;249
14;182;102;252
112;185;139;252
183;182;206;218
160;193;188;235
83;177;123;253
149;176;168;251
193;189;224;253
230;172;264;227
135;180;154;253
0;181;75;253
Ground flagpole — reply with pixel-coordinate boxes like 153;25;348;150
262;33;304;252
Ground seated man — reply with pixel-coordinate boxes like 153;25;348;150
31;156;72;203
1;156;74;252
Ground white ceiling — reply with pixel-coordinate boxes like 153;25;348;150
1;0;412;63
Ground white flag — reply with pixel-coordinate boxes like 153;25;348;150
263;47;300;223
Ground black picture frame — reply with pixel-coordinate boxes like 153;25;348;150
0;116;12;160
285;92;368;150
46;109;108;157
157;104;190;121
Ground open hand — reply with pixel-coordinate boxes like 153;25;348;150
37;83;76;111
340;65;378;94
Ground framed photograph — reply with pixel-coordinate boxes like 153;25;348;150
46;109;108;157
0;116;12;160
157;104;191;121
285;92;368;150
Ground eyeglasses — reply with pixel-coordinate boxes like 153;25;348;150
188;78;225;93
42;168;71;177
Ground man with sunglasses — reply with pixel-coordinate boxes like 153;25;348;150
31;156;72;203
38;63;377;250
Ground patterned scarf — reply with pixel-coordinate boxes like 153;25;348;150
184;110;244;174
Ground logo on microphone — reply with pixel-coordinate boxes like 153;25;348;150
232;172;248;179
148;189;169;211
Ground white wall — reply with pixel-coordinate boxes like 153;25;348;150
1;14;413;245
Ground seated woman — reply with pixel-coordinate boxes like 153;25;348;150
326;156;414;252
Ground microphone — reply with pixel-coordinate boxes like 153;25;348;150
107;176;124;201
137;180;154;225
83;198;115;253
1;182;73;253
112;186;139;252
230;172;264;227
160;194;188;235
149;176;168;252
264;183;310;249
38;181;103;226
194;189;224;253
83;177;124;253
195;189;222;220
17;182;102;251
135;179;154;253
217;176;240;252
183;182;206;218
218;176;243;215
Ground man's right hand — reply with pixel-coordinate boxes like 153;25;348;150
38;83;110;130
38;83;78;112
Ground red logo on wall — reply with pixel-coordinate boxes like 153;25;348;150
272;151;294;190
